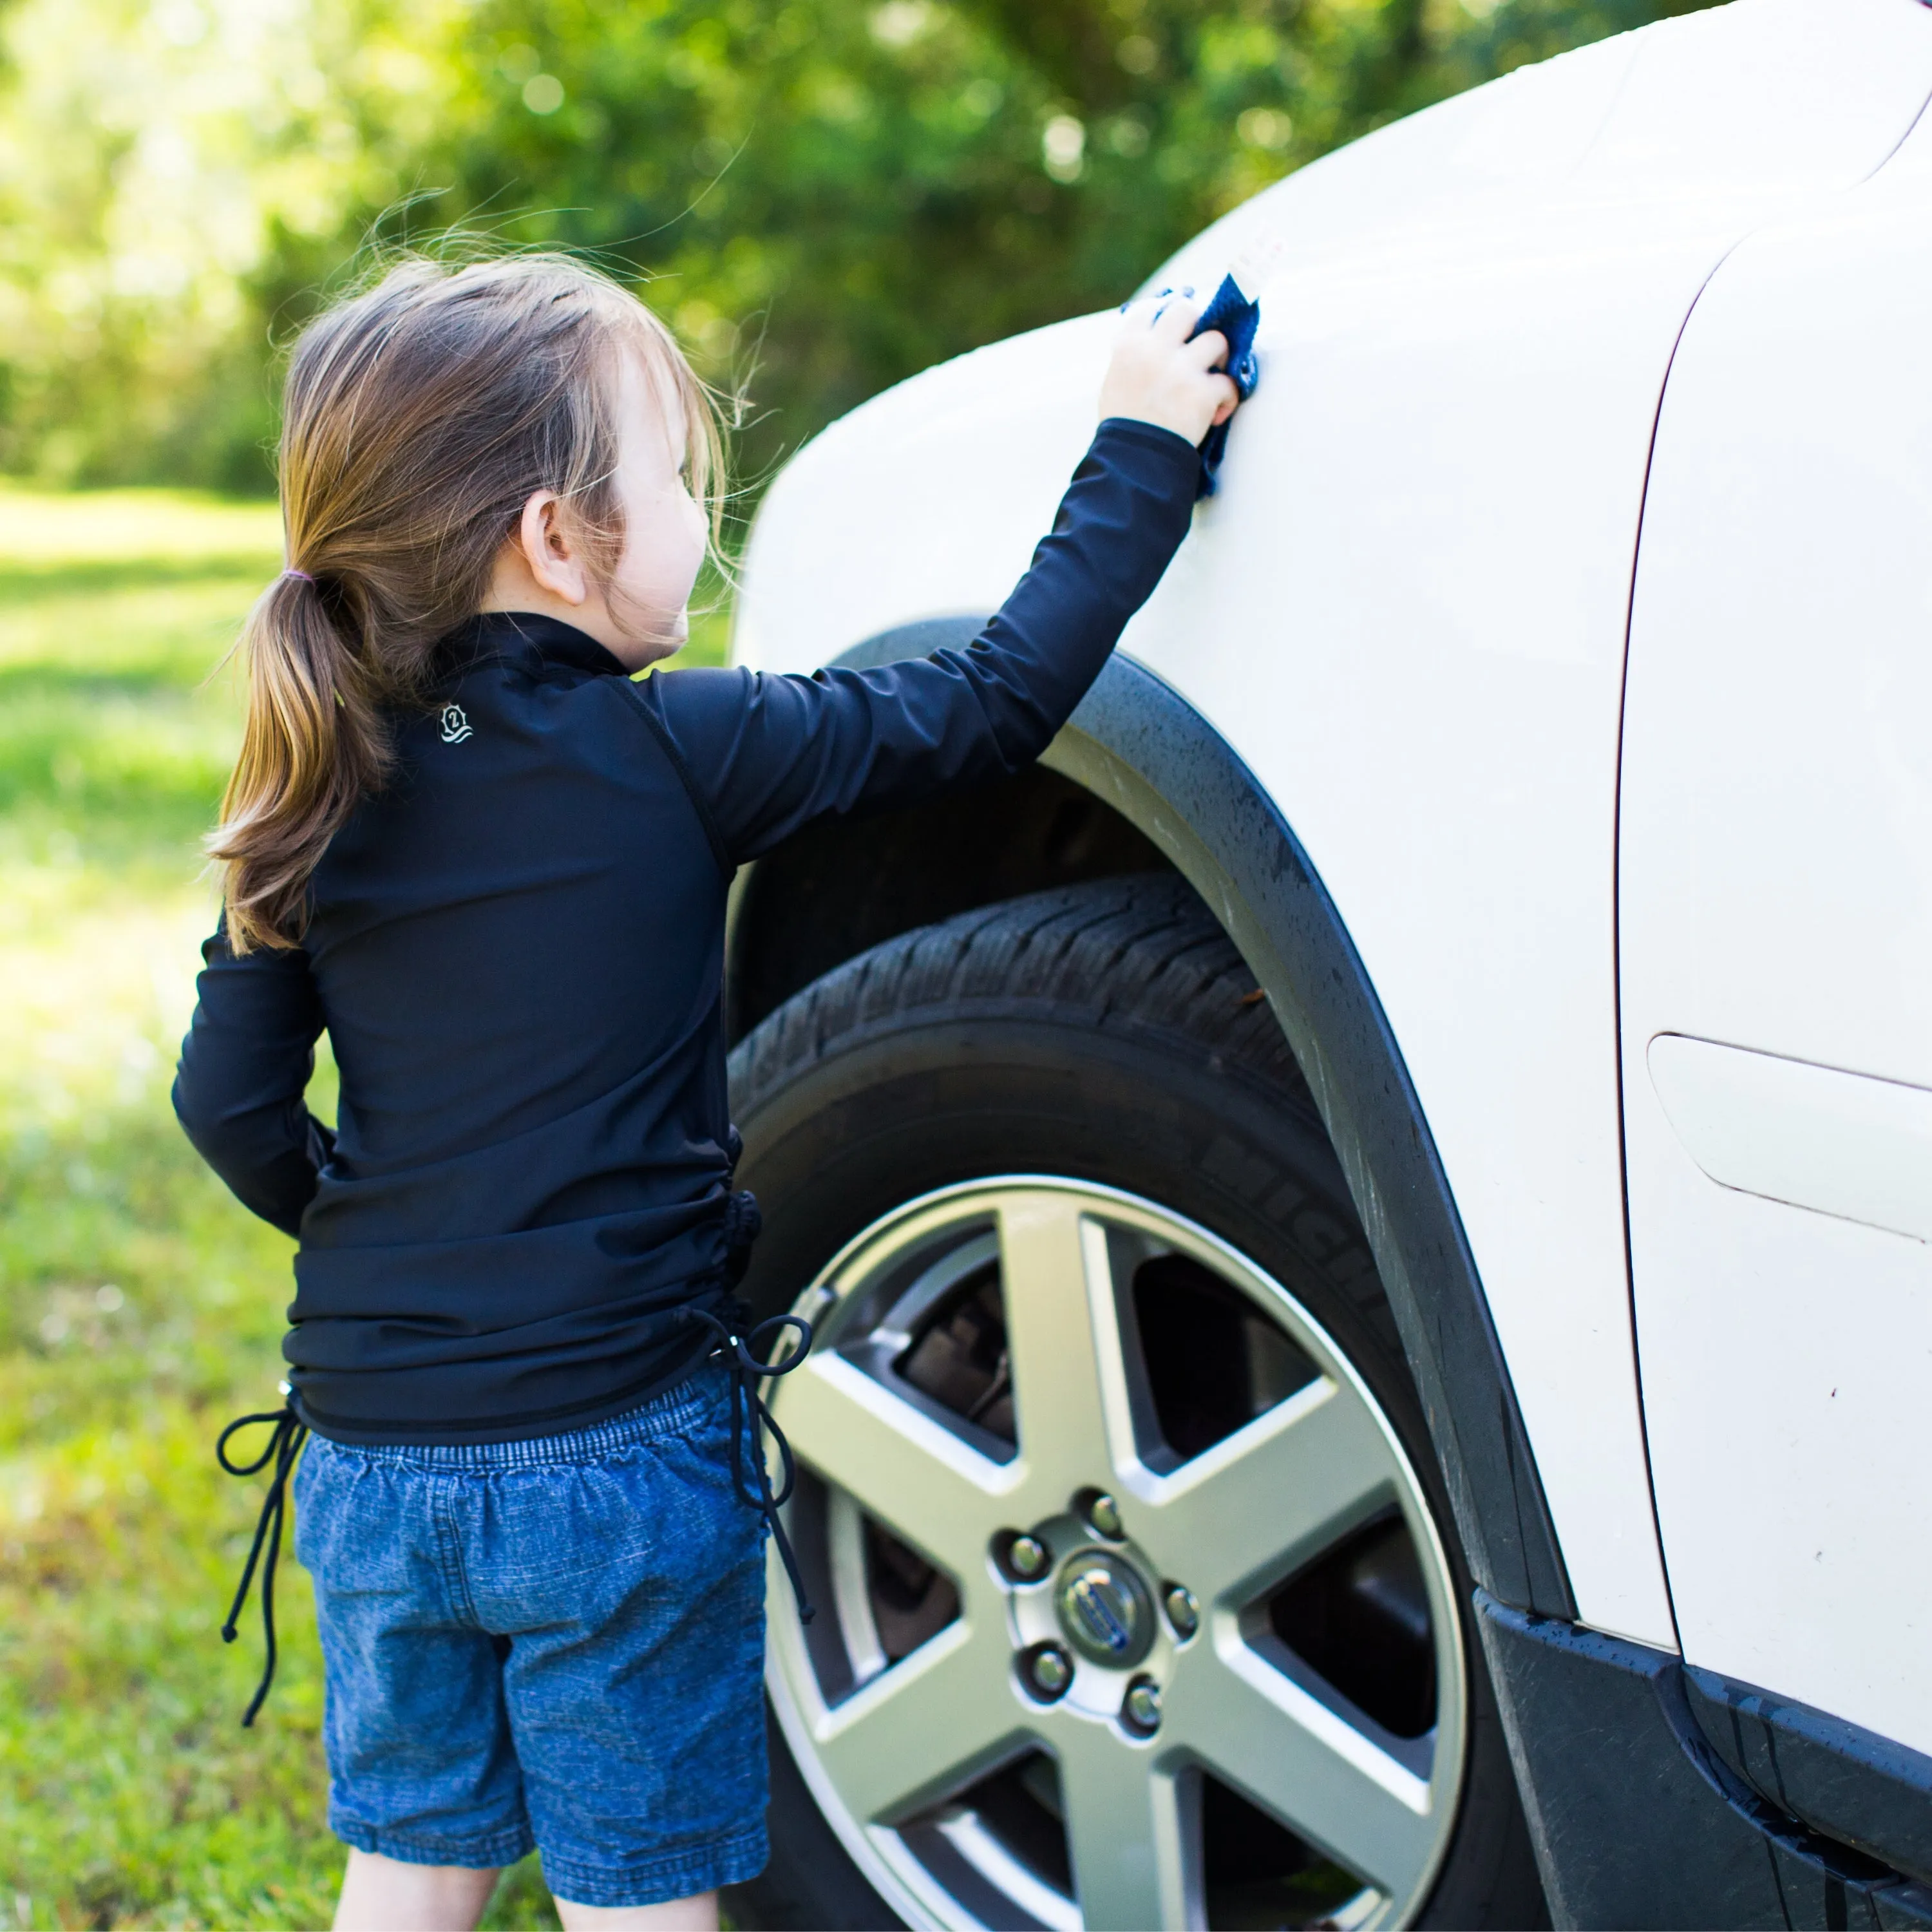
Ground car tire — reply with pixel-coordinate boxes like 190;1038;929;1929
723;874;1547;1931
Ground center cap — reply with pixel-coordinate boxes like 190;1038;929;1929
1053;1549;1156;1669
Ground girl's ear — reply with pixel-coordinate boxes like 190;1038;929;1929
515;490;591;607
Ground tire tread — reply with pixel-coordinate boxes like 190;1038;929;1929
733;874;1311;1119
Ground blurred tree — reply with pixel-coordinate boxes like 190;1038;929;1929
0;0;471;489
0;0;1712;494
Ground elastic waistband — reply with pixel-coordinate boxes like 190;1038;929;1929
308;1365;722;1469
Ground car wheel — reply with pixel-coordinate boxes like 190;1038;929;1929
724;875;1546;1931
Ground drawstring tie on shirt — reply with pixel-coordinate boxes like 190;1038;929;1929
216;1394;308;1727
685;1302;817;1627
211;1195;811;1721
209;1329;816;1727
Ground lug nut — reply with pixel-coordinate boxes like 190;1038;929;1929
1026;1645;1073;1700
1122;1678;1162;1736
1084;1492;1124;1540
1163;1584;1199;1640
1007;1533;1048;1580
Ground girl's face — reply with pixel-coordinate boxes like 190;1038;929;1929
482;345;708;672
601;352;709;670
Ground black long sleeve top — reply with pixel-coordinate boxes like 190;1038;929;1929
173;417;1199;1443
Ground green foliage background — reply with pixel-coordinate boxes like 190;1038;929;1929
0;0;1710;497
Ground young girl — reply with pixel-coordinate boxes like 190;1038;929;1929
175;251;1236;1931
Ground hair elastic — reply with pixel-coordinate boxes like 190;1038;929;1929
282;567;315;585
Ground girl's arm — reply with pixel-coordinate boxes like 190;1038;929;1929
641;414;1200;867
636;290;1236;867
173;925;335;1235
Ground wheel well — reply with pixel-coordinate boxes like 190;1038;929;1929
724;766;1173;1042
726;620;1574;1624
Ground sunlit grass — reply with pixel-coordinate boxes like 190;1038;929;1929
0;484;283;572
0;486;732;1928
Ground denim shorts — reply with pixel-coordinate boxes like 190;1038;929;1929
291;1367;768;1907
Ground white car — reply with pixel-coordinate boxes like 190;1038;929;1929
717;1;1932;1924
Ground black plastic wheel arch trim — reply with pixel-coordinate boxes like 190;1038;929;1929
1477;1591;1932;1928
828;620;1576;1622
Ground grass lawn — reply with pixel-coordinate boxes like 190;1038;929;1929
0;487;727;1929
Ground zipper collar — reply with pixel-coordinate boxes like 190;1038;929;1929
443;611;630;680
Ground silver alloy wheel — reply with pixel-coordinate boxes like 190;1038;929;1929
764;1177;1468;1931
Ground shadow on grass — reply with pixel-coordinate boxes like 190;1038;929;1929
0;670;235;876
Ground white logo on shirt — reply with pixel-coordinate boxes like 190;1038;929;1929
440;705;473;744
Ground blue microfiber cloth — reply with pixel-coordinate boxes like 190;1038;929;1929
1189;270;1262;498
1134;243;1273;497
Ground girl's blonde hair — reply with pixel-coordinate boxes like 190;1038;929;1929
210;251;727;954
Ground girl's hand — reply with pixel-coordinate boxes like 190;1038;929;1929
1098;292;1242;444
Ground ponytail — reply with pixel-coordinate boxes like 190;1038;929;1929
204;252;730;954
208;569;389;952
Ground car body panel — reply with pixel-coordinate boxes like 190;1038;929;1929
732;0;1932;1654
1620;111;1932;1755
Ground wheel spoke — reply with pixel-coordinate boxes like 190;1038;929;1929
808;1614;1028;1825
1048;1719;1191;1930
1135;1379;1397;1603
768;1176;1466;1932
995;1193;1131;1499
775;1350;1012;1578
1166;1640;1441;1900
